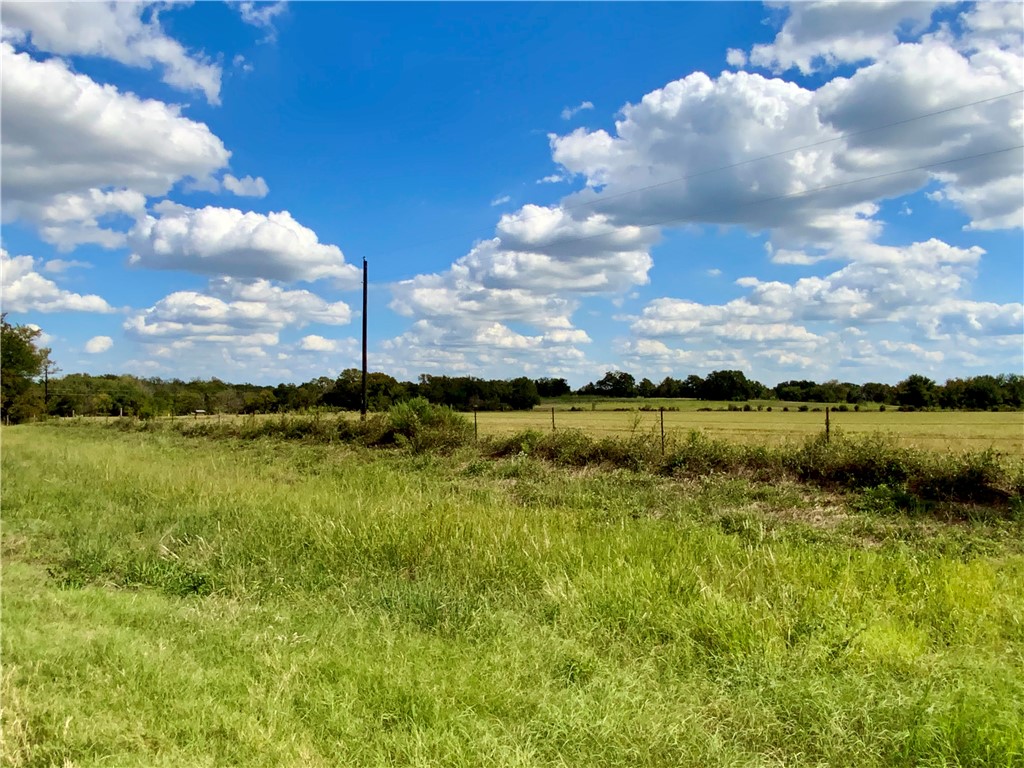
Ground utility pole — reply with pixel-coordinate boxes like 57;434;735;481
361;258;368;420
42;354;60;408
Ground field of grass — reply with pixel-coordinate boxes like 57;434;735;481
481;407;1024;454
3;423;1024;766
84;402;1024;454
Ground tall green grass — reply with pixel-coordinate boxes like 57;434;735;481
3;425;1024;766
89;409;1024;513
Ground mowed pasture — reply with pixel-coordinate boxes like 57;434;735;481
468;404;1024;454
3;423;1024;767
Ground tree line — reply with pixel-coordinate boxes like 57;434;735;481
2;316;1021;423
574;369;1024;410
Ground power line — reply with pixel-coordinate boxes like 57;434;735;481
373;89;1023;265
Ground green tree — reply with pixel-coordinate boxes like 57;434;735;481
701;370;763;401
592;371;637;398
1;314;48;423
896;374;938;409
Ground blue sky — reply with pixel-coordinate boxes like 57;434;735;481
2;1;1021;387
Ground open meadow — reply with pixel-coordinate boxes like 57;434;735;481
482;404;1024;454
3;422;1024;767
108;402;1024;454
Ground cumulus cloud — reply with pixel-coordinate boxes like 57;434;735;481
378;318;590;381
125;277;352;350
299;334;342;352
561;100;594;120
1;42;230;245
384;204;637;377
623;237;1021;380
549;35;1022;246
388;6;1021;382
748;1;941;75
128;202;360;285
84;335;113;354
1;248;113;314
726;48;747;67
389;202;659;362
1;2;222;103
222;174;270;198
33;188;148;251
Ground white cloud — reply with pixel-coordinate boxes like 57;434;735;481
1;2;222;103
622;236;1021;381
128;202;360;285
490;195;511;207
726;48;747;67
384;9;1021;382
84;335;113;354
377;317;590;381
748;1;941;75
222;174;270;198
299;334;342;352
233;53;255;73
24;324;54;347
959;2;1024;55
706;268;723;277
550;70;862;247
125;278;352;350
814;38;1023;232
769;247;828;266
44;259;92;274
238;1;289;41
1;42;229;243
389;203;658;359
1;248;113;314
537;174;566;184
561;101;594;120
549;34;1022;246
33;188;148;251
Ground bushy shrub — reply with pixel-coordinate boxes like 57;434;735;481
786;432;919;489
484;430;544;458
664;430;740;477
337;413;394;446
533;429;598;466
386;397;473;453
912;449;1009;504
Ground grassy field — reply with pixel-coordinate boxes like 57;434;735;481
478;407;1024;453
88;403;1024;454
3;424;1023;766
